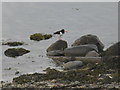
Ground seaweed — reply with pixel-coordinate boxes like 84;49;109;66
30;33;52;41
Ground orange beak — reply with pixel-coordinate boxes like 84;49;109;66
65;30;68;32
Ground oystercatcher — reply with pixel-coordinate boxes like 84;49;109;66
54;29;68;39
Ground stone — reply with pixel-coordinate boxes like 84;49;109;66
103;42;120;56
62;61;83;70
4;48;30;57
85;51;99;57
64;44;98;56
46;50;64;56
71;34;104;52
102;42;120;69
46;40;68;52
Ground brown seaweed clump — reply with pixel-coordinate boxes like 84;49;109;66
2;42;24;46
30;33;52;41
12;63;119;85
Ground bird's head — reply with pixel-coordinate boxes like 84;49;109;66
61;29;68;33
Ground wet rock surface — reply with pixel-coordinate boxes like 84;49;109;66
46;40;68;52
4;48;30;57
71;34;104;52
30;33;52;41
64;44;98;56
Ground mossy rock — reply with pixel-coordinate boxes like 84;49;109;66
4;48;30;57
101;42;120;69
30;33;52;41
2;41;24;46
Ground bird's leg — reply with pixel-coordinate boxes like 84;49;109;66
58;35;62;40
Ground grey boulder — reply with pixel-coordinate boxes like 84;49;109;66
71;34;104;52
64;44;98;56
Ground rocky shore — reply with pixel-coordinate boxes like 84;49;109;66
1;34;120;89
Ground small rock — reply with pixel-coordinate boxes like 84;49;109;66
85;51;99;57
62;61;83;70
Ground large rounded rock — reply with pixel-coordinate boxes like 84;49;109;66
64;44;98;56
4;48;30;57
62;61;83;70
71;34;104;52
46;40;68;52
103;42;120;56
102;42;120;69
85;51;99;57
46;50;64;56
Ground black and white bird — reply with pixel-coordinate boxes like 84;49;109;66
53;29;68;39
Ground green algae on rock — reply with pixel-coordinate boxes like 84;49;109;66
30;33;52;41
4;48;30;58
2;41;24;46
